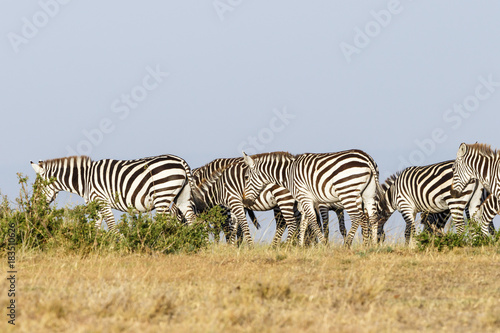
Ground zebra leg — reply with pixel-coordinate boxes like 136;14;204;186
229;204;254;245
335;208;346;240
297;199;325;246
94;213;104;229
477;194;499;236
271;208;286;246
342;192;369;247
269;185;299;243
236;223;244;247
168;202;184;222
319;206;329;242
400;209;417;247
99;205;119;234
436;211;451;234
377;221;386;243
450;207;466;235
420;212;432;233
343;209;366;247
281;206;301;243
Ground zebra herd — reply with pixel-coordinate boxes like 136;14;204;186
30;142;500;246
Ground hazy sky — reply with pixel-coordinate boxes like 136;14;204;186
1;1;499;242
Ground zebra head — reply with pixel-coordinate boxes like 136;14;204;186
242;152;269;206
30;160;59;204
376;174;398;238
451;143;474;198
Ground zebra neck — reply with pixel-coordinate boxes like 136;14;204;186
52;160;89;198
271;162;292;188
477;157;497;190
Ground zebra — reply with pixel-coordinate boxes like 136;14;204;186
192;158;299;246
242;150;382;247
30;155;197;232
451;143;500;235
376;160;485;246
192;158;262;243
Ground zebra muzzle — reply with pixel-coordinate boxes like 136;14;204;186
450;189;461;198
243;198;255;206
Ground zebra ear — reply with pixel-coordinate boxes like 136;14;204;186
31;161;42;174
457;143;467;158
242;151;255;168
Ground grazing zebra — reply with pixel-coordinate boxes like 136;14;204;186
451;143;500;234
192;158;299;245
242;150;382;247
193;157;259;243
31;155;196;232
377;160;485;246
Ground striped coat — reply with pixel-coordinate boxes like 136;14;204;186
31;155;196;232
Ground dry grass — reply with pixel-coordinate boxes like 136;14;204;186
2;244;500;332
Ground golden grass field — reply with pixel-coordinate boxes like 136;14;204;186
2;244;500;333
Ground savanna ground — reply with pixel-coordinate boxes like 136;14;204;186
1;176;500;332
1;244;500;332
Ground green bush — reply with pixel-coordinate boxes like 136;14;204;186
117;210;210;254
0;174;65;251
196;205;228;242
417;219;500;251
0;174;213;255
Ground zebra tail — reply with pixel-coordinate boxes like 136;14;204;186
366;154;384;203
246;210;261;230
180;158;206;212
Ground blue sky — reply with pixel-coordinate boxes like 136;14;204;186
1;1;499;242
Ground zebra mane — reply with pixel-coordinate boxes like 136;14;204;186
467;143;498;158
196;161;242;190
39;155;92;168
250;151;296;161
375;171;401;216
382;172;401;191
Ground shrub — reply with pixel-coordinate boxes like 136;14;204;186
118;210;210;254
0;174;213;255
196;205;229;242
417;219;499;251
0;174;65;251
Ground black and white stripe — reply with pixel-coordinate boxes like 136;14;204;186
318;203;345;240
192;158;298;245
472;193;499;234
242;150;382;247
377;160;485;245
452;143;500;235
31;155;196;232
193;157;261;243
